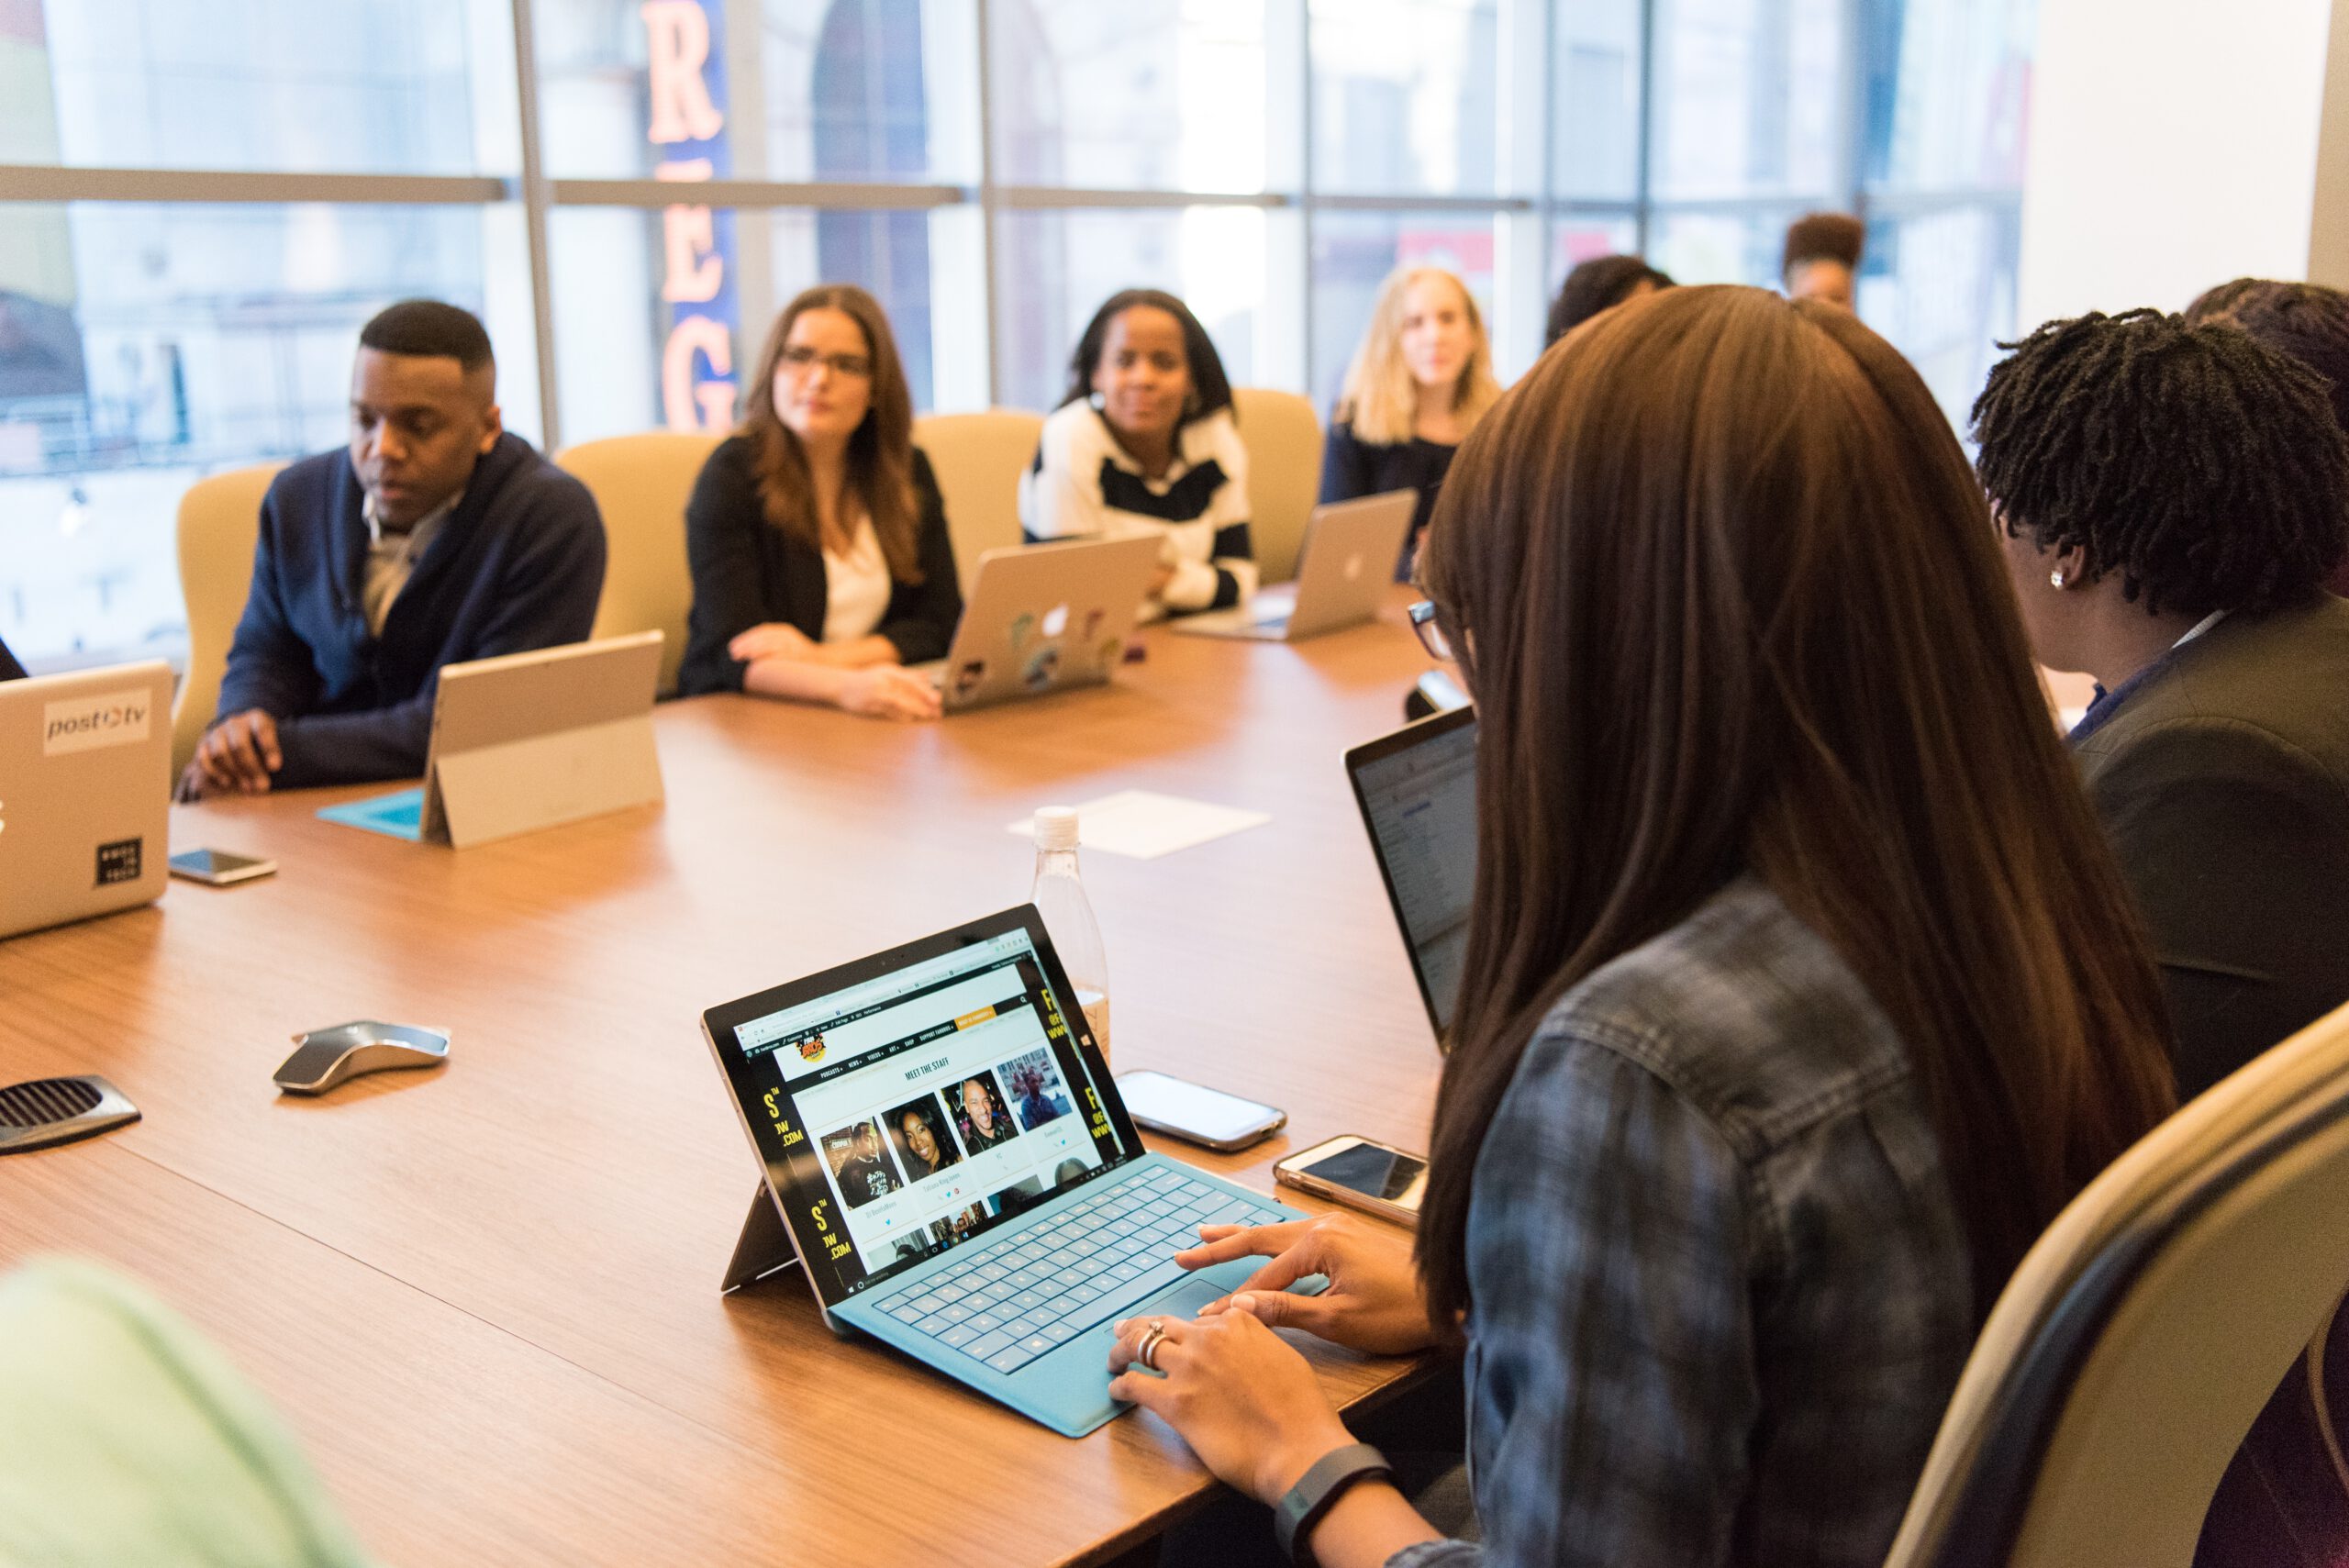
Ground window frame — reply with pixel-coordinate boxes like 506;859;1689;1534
0;0;2029;666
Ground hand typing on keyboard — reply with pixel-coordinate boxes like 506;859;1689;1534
878;1166;1284;1377
1177;1212;1442;1355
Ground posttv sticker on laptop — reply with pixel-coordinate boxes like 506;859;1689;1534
43;688;153;756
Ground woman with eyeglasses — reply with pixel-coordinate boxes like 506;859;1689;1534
678;284;962;719
1019;288;1255;620
1105;286;2177;1568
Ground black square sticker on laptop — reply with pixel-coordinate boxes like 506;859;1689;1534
95;837;143;886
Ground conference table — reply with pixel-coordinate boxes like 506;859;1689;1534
0;599;1449;1566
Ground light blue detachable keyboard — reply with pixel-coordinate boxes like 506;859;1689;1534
871;1163;1281;1376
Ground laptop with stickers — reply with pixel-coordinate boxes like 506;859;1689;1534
703;905;1321;1436
916;535;1161;714
0;661;172;940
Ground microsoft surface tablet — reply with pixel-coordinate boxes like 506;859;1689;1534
702;906;1314;1435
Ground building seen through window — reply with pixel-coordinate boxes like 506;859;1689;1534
0;0;2035;670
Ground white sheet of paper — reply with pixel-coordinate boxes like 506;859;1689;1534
1007;790;1271;861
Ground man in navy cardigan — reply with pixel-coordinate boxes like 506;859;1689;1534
182;301;606;797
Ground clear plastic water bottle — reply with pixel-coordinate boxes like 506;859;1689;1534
1030;806;1110;1061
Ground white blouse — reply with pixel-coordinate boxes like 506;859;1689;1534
821;517;893;645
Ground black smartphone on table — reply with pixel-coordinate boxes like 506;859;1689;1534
1274;1134;1427;1226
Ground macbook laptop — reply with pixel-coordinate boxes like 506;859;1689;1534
0;661;172;940
919;535;1162;713
1172;489;1416;642
317;631;664;847
702;905;1319;1437
1344;705;1476;1042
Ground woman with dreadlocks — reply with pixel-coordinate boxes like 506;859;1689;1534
1974;308;2349;1099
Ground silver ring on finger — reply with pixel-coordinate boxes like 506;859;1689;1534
1136;1319;1169;1372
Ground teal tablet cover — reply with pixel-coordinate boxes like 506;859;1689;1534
316;787;425;841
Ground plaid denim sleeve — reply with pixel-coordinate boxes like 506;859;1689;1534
1385;1020;1761;1568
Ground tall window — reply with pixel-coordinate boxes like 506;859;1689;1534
1856;0;2034;428
0;0;2035;671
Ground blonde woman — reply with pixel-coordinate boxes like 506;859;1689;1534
1319;267;1502;578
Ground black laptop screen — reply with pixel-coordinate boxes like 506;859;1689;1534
706;911;1137;1304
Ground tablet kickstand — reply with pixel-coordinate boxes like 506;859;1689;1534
720;1184;804;1294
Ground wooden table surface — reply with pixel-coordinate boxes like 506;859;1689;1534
0;601;1449;1567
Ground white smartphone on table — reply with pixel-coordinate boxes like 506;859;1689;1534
1114;1070;1287;1151
168;848;277;886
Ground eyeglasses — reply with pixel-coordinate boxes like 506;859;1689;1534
1408;598;1455;662
778;345;874;380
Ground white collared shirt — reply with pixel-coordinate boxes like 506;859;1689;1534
361;488;460;636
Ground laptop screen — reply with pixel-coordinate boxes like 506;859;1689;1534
1345;706;1476;1039
705;911;1137;1305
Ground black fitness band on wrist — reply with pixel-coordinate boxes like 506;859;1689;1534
1275;1441;1396;1565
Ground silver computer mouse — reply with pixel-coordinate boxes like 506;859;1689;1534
273;1021;449;1095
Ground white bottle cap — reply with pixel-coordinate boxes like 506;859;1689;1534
1033;806;1081;851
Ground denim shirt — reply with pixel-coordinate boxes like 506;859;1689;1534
1391;878;1973;1568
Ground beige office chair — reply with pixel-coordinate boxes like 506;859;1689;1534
556;431;720;698
913;408;1045;597
172;463;282;777
1227;387;1324;584
1884;998;2349;1568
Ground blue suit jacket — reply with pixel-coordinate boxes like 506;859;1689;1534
214;432;606;788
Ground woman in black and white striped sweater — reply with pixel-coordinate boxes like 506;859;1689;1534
1019;288;1256;621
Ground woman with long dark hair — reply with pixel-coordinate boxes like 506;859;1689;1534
1103;286;2176;1567
678;284;962;718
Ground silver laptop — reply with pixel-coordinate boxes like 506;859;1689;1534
703;905;1320;1437
1172;489;1416;642
1344;705;1476;1042
318;631;665;848
920;535;1161;713
0;661;172;940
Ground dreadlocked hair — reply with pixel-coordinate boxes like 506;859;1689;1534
2185;278;2349;434
1972;308;2349;617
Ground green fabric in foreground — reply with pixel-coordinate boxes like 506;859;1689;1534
0;1256;373;1568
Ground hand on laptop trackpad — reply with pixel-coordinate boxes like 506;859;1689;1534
1145;1274;1228;1321
1094;1270;1330;1390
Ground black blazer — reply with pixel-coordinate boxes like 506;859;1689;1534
1318;418;1456;581
678;437;963;695
2075;594;2349;1097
